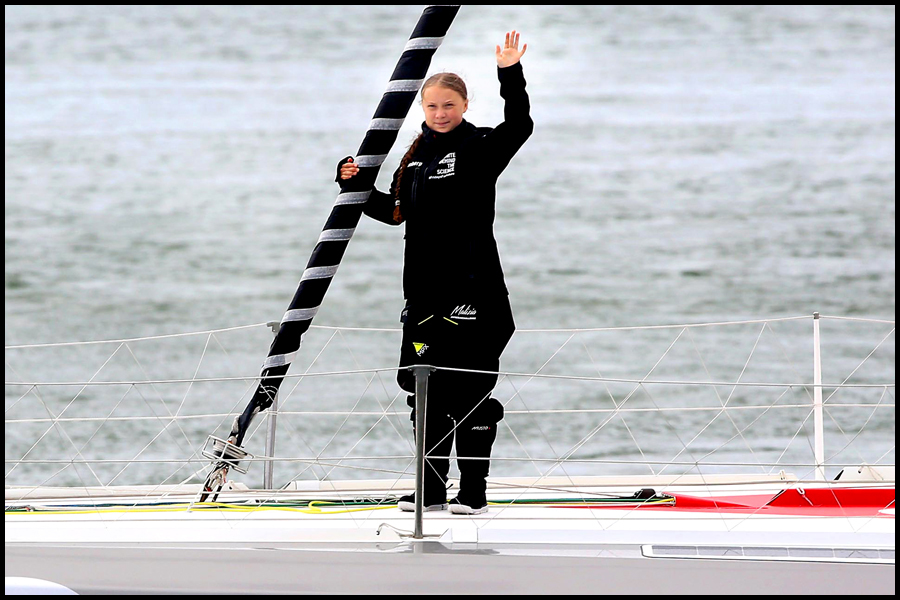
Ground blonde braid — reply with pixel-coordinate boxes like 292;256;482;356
393;133;424;223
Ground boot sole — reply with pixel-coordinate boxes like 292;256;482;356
398;501;448;512
449;503;488;515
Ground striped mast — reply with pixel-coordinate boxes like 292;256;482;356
201;6;461;499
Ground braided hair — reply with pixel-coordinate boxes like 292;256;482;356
393;72;468;224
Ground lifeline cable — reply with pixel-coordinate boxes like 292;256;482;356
201;6;461;501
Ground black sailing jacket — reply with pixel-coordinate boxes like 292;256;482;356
359;63;533;301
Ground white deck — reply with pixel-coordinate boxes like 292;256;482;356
5;475;895;594
4;475;894;546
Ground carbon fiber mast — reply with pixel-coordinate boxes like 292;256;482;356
200;6;461;502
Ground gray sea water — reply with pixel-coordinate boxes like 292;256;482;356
5;6;895;489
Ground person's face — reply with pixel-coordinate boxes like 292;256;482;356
422;86;468;133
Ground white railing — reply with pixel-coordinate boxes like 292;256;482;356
5;313;895;496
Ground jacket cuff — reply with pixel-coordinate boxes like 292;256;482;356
497;61;524;78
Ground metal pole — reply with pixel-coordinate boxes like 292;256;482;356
264;320;280;490
812;312;826;481
411;365;434;540
264;394;278;489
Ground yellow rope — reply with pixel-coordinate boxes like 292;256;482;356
5;501;399;516
6;497;673;516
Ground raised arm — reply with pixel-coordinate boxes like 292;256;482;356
477;30;534;176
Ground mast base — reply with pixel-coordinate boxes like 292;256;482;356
201;435;252;475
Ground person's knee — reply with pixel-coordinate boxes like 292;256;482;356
462;397;504;426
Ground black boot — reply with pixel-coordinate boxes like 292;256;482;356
450;420;498;515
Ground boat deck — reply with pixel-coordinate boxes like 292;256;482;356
6;474;894;593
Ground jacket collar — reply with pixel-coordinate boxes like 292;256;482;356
420;119;477;147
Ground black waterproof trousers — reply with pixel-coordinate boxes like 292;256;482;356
397;295;514;502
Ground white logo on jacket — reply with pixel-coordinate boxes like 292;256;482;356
429;152;456;180
450;304;477;320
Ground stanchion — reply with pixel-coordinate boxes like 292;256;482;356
410;364;435;539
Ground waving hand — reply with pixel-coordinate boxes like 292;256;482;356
496;30;527;68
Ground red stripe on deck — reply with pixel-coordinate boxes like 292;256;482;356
766;487;895;508
561;487;895;517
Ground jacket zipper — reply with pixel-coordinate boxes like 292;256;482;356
404;165;421;241
411;165;421;211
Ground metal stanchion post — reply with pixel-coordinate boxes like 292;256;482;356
264;394;278;490
411;364;434;539
812;312;826;481
264;321;279;490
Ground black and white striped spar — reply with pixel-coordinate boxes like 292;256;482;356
203;6;461;488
